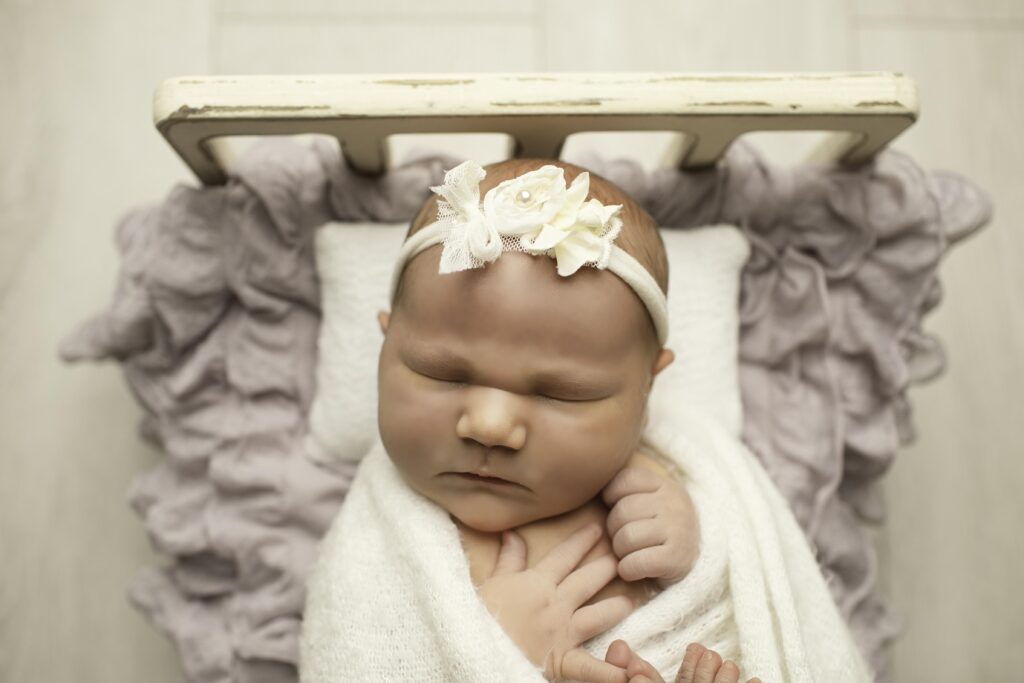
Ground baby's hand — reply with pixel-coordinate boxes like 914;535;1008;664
602;465;699;587
582;640;762;683
476;523;635;682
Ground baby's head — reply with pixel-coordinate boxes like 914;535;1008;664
377;158;674;532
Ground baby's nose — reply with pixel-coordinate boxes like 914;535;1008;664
455;387;527;451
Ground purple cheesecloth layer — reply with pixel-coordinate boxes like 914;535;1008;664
61;137;991;682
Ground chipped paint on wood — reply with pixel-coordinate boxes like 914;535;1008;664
648;73;882;83
690;101;773;107
375;78;476;87
490;98;610;107
153;72;918;185
176;79;241;85
651;75;787;83
168;104;332;119
855;100;904;108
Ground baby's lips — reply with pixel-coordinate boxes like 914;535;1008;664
448;469;527;489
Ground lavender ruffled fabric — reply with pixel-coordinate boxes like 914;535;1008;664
61;137;990;682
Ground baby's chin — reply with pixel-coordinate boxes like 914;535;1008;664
448;506;537;534
446;499;561;536
445;498;566;534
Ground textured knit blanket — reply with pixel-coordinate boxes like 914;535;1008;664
300;408;873;683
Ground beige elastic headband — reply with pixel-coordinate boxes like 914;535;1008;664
389;160;669;346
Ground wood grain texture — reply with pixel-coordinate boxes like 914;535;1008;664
215;22;540;74
855;23;1024;682
855;0;1024;21
0;0;211;681
543;0;855;166
218;0;538;19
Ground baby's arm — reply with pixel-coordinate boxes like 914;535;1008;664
602;454;699;587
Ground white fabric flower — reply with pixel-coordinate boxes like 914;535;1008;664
428;160;623;276
483;165;568;234
431;161;500;272
527;195;622;275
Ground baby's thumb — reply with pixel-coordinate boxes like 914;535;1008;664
604;640;634;668
491;530;527;576
558;648;628;683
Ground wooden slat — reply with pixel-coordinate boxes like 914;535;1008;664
153;72;918;185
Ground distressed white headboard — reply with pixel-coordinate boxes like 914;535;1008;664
153;72;918;185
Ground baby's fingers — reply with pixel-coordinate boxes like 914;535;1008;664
677;643;705;683
603;467;663;507
558;647;628;683
692;648;722;683
560;554;619;607
623;648;665;682
606;494;660;539
711;659;740;683
536;523;603;582
618;546;672;582
612;519;667;558
491;530;527;577
603;640;634;668
571;595;634;642
602;640;666;683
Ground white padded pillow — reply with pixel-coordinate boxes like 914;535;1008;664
306;222;749;463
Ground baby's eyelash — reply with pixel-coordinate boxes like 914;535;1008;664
416;369;466;385
537;392;603;404
540;395;578;404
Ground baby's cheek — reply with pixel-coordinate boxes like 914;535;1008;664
538;427;629;506
380;382;456;471
577;399;644;457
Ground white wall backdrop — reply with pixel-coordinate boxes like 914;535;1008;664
2;1;1021;681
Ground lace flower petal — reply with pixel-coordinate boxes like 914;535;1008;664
429;161;485;216
554;231;606;275
528;224;571;252
550;172;591;230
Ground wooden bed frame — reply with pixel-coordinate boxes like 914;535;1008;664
153;71;918;185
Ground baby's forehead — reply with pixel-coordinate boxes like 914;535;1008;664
396;248;654;358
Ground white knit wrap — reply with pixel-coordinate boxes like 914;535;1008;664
300;408;873;682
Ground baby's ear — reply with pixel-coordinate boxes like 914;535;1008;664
377;311;391;334
651;348;674;377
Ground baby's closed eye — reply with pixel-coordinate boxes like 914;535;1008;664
401;346;471;383
414;367;468;384
535;388;608;403
530;375;614;403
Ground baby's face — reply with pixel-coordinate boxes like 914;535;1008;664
378;248;664;532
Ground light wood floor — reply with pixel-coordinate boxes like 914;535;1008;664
2;1;1021;681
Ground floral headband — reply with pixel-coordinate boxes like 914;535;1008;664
389;160;669;345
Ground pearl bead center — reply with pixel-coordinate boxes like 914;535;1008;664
515;189;532;205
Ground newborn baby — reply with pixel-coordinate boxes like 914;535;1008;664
375;158;702;678
302;155;871;683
